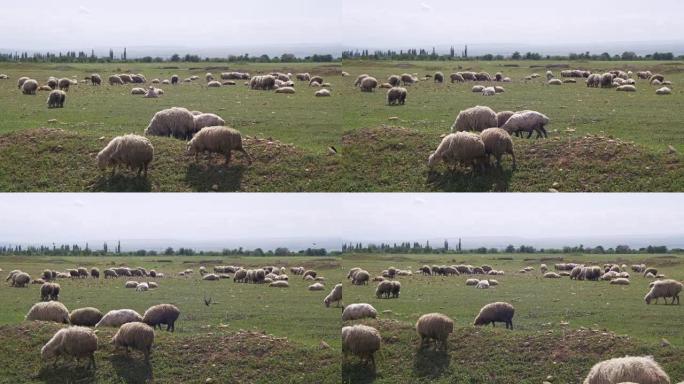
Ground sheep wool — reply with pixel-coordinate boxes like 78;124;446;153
144;107;196;140
474;302;515;329
387;87;407;105
97;134;154;177
315;89;331;97
143;304;180;332
342;324;381;368
26;301;69;323
324;283;342;307
428;132;486;170
47;90;66;108
480;127;516;168
501;110;550;139
360;76;378;92
187;126;252;165
342;303;378;321
96;309;143;327
416;313;454;350
112;322;155;360
21;79;39;95
583;356;670;384
69;307;104;326
41;326;98;369
451;106;498;132
644;279;682;305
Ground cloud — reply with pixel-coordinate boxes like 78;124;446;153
78;6;92;15
420;2;431;11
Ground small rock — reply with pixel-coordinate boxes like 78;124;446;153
211;184;219;191
552;182;560;188
546;375;554;381
319;341;330;350
388;116;399;120
382;310;393;314
47;119;57;123
661;338;671;347
668;145;678;154
205;379;213;383
548;188;559;193
98;136;105;141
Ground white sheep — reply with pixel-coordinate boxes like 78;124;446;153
193;113;225;132
480;127;516;168
112;322;155;361
308;282;325;291
583;356;670;384
324;283;342;307
428;132;486;171
97;134;154;177
187;126;252;165
26;301;69;323
144;107;196;140
416;313;453;350
482;86;496;96
644;279;682;304
474;302;515;329
501;110;550;139
342;303;377;321
387;87;407;105
315;89;331;97
476;280;490;289
21;79;39;95
451;106;498;132
342;324;381;369
360;76;378;92
96;309;143;327
69;307;104;326
41;327;98;369
656;87;671;95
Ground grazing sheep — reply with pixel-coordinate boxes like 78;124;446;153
143;304;180;332
90;268;99;279
342;324;381;369
465;278;479;286
643;268;658;277
187;126;251;166
544;272;562;278
112;322;155;360
108;75;123;85
193;113;225;133
450;73;465;83
144;107;196;140
481;127;516;168
69;307;104;326
296;73;311;81
97;134;154;177
434;72;444;83
451;105;498;132
610;278;630;285
269;280;289;288
96;309;143;327
131;87;146;95
548;79;562;85
170;75;179;85
125;281;139;288
275;86;296;94
400;73;416;86
649;74;665;84
26;301;69;323
351;270;370;285
354;74;369;86
57;78;71;91
17;76;29;88
104;269;118;279
482;86;496;96
616;85;636;92
11;272;31;287
88;74;102;85
46;90;66;108
21;79;38;95
416;313;453;351
428;131;486;171
202;273;219;281
375;280;393;298
40;283;60;301
476;280;490;289
582;356;670;384
386;75;401;87
600;73;614;88
249;75;276;90
471;85;485;93
501;110;550;139
136;282;149;292
656;87;671;95
360;76;378;92
387;87;407;105
324;284;342;307
41;327;98;369
315;89;331;97
308;282;325;291
645;279;682;305
342;303;378;321
309;76;323;85
474;302;515;329
206;80;222;88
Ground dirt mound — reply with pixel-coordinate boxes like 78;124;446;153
243;136;303;163
0;127;80;150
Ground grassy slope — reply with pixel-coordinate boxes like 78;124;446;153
0;60;682;191
0;256;342;384
341;253;684;383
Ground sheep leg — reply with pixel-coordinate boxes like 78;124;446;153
224;150;232;165
540;125;548;138
526;130;533;139
111;165;116;177
143;163;148;177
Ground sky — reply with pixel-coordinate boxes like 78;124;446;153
0;194;682;249
0;0;681;55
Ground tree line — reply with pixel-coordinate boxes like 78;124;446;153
0;49;338;63
342;46;681;61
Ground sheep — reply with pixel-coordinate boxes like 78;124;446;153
476;280;490;289
548;78;562;85
656;87;671;95
644;279;682;305
136;282;149;291
249;75;276;90
351;270;370;285
97;134;154;177
360;76;378;92
481;127;516;169
308;282;325;291
144;107;196;140
416;313;453;351
375;280;393;298
616;85;636;92
342;303;378;321
451;105;498;132
187;126;251;166
89;268;100;279
206;80;222;88
125;281;139;288
12;272;31;287
465;278;479;286
57;78;71;91
96;309;143;327
131;74;146;83
387;87;407;105
544;272;562;278
104;269;118;279
450;73;465;83
303;270;317;279
17;76;29;88
494;86;505;93
26;301;69;323
112;322;155;360
309;76;323;85
501;110;550;139
649;74;665;84
643;268;658;277
41;326;98;369
471;85;485;93
275;86;296;94
130;87;146;95
600;73;614;88
428;131;487;171
21;79;38;95
400;73;416;86
296;73;311;81
40;282;60;301
473;302;515;329
142;304;180;332
582;356;670;384
482;86;496;96
324;283;342;307
342;324;381;369
315;89;331;97
107;75;123;85
354;74;369;86
434;72;444;83
610;278;630;285
69;307;104;326
475;72;492;81
269;280;289;288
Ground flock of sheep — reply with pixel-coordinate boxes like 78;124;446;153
341;262;682;383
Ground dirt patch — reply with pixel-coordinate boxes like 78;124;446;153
0;127;80;149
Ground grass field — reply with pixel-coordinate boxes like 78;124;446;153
0;255;342;384
341;253;684;383
0;60;682;191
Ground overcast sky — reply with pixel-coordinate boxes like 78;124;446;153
0;0;681;53
0;194;681;247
